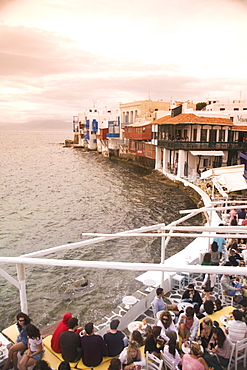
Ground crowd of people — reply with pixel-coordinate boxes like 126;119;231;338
3;214;247;370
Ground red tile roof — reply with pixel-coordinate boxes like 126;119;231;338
152;113;233;126
232;126;247;131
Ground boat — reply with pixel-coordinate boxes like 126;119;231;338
1;174;247;369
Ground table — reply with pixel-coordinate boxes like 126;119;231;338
122;295;138;309
199;306;235;327
143;279;156;292
177;301;193;312
127;321;143;333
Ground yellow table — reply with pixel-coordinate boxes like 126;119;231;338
200;306;235;327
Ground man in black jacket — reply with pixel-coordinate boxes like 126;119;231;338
181;283;202;307
60;317;82;363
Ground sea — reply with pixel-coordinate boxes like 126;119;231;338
0;129;201;331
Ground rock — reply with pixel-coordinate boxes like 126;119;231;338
64;278;88;293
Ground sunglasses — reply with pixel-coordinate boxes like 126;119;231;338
18;319;25;322
162;318;168;321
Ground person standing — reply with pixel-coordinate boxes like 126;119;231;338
80;323;108;367
60;318;82;363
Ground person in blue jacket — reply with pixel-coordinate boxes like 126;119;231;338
3;312;32;370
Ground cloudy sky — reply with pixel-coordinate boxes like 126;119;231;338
1;0;247;125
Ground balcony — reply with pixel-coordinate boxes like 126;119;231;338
157;140;247;151
106;133;120;138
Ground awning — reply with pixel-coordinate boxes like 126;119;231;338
190;151;224;156
200;165;247;194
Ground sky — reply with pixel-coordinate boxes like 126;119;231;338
1;0;247;125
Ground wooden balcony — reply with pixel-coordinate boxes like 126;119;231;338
157;140;247;151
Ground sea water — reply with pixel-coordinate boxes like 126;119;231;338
0;129;200;330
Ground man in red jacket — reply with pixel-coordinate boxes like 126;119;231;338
51;312;72;353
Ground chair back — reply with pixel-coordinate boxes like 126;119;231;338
161;351;179;370
146;352;163;370
227;339;236;370
233;337;247;369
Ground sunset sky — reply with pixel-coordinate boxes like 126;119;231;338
1;0;247;125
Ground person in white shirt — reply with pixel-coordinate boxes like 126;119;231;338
163;338;182;368
157;311;178;342
177;306;199;342
225;309;247;342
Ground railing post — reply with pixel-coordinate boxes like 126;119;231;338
16;263;28;314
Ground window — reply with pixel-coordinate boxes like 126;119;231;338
203;159;209;167
243;108;247;110
220;108;225;111
201;129;207;142
193;129;197;141
219;130;225;141
234;108;239;111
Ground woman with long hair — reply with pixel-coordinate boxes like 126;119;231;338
144;326;164;358
119;341;146;370
203;327;231;370
163;337;182;368
199;317;213;350
19;324;44;370
130;330;143;347
182;343;212;370
157;311;177;342
3;312;31;370
108;358;121;370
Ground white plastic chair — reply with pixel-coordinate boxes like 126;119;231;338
226;339;236;370
161;352;179;370
231;337;247;369
146;351;163;370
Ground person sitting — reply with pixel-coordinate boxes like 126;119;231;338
181;283;202;307
201;253;213;266
108;358;121;370
80;322;108;367
240;297;247;324
199;317;213;350
51;312;72;353
119;341;146;370
214;298;223;312
200;300;215;317
151;287;166;315
220;262;243;301
203;327;231;370
225;309;247;342
2;312;32;370
103;319;126;357
58;362;71;370
144;326;164;358
182;342;212;370
163;337;182;368
33;360;52;370
210;242;220;265
60;317;82;363
19;324;44;370
228;248;240;266
157;310;178;342
130;331;143;347
177;306;199;342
